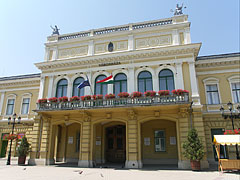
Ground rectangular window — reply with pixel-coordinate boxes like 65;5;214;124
21;98;30;114
206;85;220;104
232;82;240;103
154;130;165;152
6;99;15;115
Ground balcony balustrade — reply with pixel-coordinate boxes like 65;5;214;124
36;94;189;112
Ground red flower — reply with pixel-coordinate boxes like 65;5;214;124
144;91;156;97
70;96;80;101
118;92;130;98
48;97;58;102
37;98;47;103
171;89;189;95
158;90;170;96
81;95;91;101
58;96;68;102
105;93;115;99
92;94;103;100
131;91;142;98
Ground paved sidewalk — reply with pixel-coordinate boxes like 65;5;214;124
0;163;239;180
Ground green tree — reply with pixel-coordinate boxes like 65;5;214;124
183;128;205;161
17;136;30;157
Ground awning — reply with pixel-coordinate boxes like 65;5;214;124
213;135;240;145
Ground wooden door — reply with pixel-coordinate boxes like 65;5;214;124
106;125;126;163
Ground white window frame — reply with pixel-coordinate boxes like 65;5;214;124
203;78;221;105
20;93;32;115
154;130;166;152
5;94;17;116
228;75;240;104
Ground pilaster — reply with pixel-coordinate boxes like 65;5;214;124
172;29;180;45
38;76;45;99
128;35;134;51
88;40;94;56
0;91;5;115
47;75;54;98
184;27;191;44
175;62;184;89
128;67;135;93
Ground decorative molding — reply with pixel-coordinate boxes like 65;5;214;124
58;46;88;58
135;35;172;49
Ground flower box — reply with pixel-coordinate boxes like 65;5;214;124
131;91;142;98
224;129;240;135
172;89;189;95
105;93;115;99
118;92;129;98
58;96;68;102
37;98;47;103
4;134;19;141
92;94;103;100
70;96;80;102
48;97;58;103
144;90;156;97
158;90;170;96
81;95;91;101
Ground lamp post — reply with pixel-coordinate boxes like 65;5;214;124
6;113;21;165
220;102;240;160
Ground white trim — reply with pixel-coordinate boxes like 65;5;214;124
112;70;129;93
197;69;240;75
92;71;111;94
5;96;16;116
0;92;5;115
135;67;155;92
47;76;54;98
52;76;71;98
20;93;32;116
203;77;221;105
0;87;39;92
228;75;240;103
128;67;135;93
71;74;87;96
38;76;45;99
155;65;177;91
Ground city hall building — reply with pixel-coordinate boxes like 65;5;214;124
0;13;239;169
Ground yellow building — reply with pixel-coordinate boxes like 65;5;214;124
0;14;239;169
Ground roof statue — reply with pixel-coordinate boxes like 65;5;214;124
50;25;60;35
171;3;186;16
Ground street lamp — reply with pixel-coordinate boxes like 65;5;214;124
220;102;240;159
6;113;21;165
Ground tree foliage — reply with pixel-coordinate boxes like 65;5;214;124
17;136;30;157
183;128;205;161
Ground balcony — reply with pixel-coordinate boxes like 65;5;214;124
36;94;189;112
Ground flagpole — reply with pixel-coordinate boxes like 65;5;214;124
86;75;94;96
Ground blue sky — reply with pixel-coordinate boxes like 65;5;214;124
0;0;239;77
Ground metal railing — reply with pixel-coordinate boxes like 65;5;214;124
36;94;189;111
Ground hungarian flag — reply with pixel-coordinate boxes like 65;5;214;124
96;75;114;84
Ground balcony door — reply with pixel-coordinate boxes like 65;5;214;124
106;125;126;163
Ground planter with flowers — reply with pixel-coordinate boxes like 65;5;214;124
70;96;80;102
4;134;19;141
58;96;68;102
158;90;170;96
81;95;92;101
92;94;103;100
118;92;130;98
105;93;115;99
17;136;30;165
37;98;47;104
131;91;142;98
48;97;58;103
144;90;156;97
172;89;189;96
224;129;240;135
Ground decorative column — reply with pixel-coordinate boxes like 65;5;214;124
128;34;134;51
125;110;142;168
47;75;54;98
85;71;92;95
184;27;191;44
172;29;180;45
38;76;45;99
152;69;159;92
188;61;201;106
0;91;5;115
46;123;57;165
88;40;94;56
175;63;184;89
52;46;58;60
67;81;72;98
44;47;50;61
128;67;135;93
78;113;93;167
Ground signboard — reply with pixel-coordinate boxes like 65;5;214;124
68;137;73;144
170;136;176;145
144;137;150;146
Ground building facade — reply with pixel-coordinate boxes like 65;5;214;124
0;14;239;169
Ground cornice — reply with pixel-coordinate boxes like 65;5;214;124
35;43;201;71
195;58;240;69
0;78;40;89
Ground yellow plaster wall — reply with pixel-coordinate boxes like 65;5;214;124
141;120;178;161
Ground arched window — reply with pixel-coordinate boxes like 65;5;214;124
95;75;108;96
159;69;175;92
138;71;152;93
72;77;85;97
56;79;68;98
114;73;127;96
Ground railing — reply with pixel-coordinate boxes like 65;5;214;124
57;19;172;41
36;94;189;111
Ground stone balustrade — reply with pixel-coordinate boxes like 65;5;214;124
36;94;189;111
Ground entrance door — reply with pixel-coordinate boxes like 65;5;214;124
0;141;8;157
106;125;126;163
